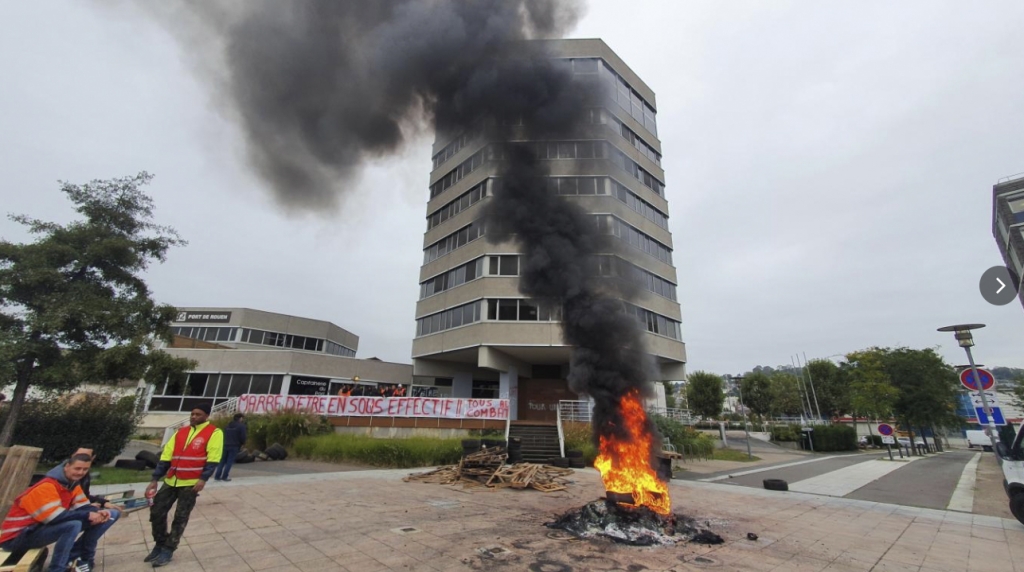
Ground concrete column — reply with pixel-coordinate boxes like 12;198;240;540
452;372;473;398
281;374;292;396
499;367;519;421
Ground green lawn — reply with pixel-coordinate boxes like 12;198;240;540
712;448;761;462
89;467;153;486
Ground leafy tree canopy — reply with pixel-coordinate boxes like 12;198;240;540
685;371;724;420
0;173;195;445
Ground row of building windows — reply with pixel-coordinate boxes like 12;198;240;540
157;373;285;399
626;303;682;340
558;57;659;137
486;298;563;322
427;180;489;230
431;132;473;170
416;300;483;337
430;148;485;198
423;220;487;264
611;179;669;229
592;255;678;301
171;326;237;343
599;215;673;265
608;146;665;197
420;257;485;299
613;115;661;166
240;328;356;357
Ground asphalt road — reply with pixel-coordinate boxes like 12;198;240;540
845;449;976;509
723;454;873;488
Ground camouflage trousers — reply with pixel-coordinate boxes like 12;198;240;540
149;484;199;551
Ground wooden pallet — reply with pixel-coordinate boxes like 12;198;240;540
0;547;48;572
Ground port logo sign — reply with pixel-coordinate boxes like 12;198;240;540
960;368;995;391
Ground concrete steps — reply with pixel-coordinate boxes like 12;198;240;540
508;423;561;463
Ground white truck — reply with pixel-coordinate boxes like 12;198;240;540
966;429;993;451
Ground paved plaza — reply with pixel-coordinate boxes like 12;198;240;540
89;465;1023;572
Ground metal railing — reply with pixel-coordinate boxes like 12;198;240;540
998;171;1024;184
160;397;239;446
555;402;566;457
558;400;594;423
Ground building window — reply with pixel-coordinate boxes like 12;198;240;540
595;216;673;264
416;300;483;337
427;180;489;230
625;303;682;340
591;255;677;301
488;255;520;276
599;61;658;138
172;327;238;343
420;257;485;299
429;148;486;198
485;299;562;322
240;328;354;357
611;179;669;229
472;380;499;399
423;221;487;264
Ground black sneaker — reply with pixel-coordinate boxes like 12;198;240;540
143;546;163;563
150;548;173;567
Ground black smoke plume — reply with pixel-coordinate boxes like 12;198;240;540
141;0;661;464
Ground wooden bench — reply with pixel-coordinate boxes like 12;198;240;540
0;547;48;572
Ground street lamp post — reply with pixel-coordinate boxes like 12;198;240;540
734;375;752;459
938;324;999;450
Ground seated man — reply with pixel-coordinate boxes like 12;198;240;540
54;445;121;517
0;453;117;572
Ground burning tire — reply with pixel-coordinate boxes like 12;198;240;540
762;478;788;491
135;450;159;468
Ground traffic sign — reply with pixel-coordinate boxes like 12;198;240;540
969;392;1000;408
960;368;996;391
881;435;895;444
976;406;1007;426
877;423;894;436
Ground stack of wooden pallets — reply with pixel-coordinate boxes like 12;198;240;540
405;447;575;493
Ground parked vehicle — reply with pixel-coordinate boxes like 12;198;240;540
966;429;993;451
999;429;1024;525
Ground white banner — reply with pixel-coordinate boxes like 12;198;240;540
237;394;510;420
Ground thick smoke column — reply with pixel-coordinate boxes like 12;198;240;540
144;0;661;462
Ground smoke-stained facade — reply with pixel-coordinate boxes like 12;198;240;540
412;39;686;421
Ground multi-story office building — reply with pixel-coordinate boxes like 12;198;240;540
993;172;1024;309
412;39;686;422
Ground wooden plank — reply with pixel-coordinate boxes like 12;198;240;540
0;446;43;518
0;547;48;572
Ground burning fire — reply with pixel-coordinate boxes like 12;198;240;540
594;391;671;515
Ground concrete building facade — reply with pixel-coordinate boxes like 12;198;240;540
411;39;687;422
993;172;1024;309
146;307;413;427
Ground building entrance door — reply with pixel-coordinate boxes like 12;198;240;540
517;377;578;422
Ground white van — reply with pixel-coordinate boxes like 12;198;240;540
966;429;993;451
1000;430;1024;524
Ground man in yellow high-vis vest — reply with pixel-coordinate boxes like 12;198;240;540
144;403;223;568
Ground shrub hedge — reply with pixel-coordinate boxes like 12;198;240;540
0;394;140;464
291;434;463;468
807;425;857;452
211;409;332;450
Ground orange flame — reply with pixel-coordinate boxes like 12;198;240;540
593;391;671;515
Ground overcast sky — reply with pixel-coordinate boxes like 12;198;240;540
1;1;1022;377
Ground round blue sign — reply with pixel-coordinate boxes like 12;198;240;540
877;423;894;436
960;368;995;391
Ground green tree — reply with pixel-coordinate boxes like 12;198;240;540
845;352;899;436
686;371;724;420
662;380;677;410
806;359;850;418
769;372;804;416
741;372;774;417
0;173;195;446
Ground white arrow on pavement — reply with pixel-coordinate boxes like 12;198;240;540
997;277;1006;294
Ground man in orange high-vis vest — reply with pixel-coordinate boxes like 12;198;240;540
0;454;117;572
145;403;223;567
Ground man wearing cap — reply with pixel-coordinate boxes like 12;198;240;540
144;404;223;567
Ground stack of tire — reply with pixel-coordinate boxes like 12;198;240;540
235;449;256;464
566;449;586;469
547;457;570;469
507;437;523;464
114;450;159;471
265;443;288;461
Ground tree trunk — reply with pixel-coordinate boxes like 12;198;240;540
919;427;930;453
907;427;916;456
0;371;32;447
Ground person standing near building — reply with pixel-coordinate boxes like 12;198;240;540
214;413;246;482
144;404;222;568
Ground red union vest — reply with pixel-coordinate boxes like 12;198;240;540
166;424;217;480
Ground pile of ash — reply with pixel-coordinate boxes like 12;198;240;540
545;498;725;547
